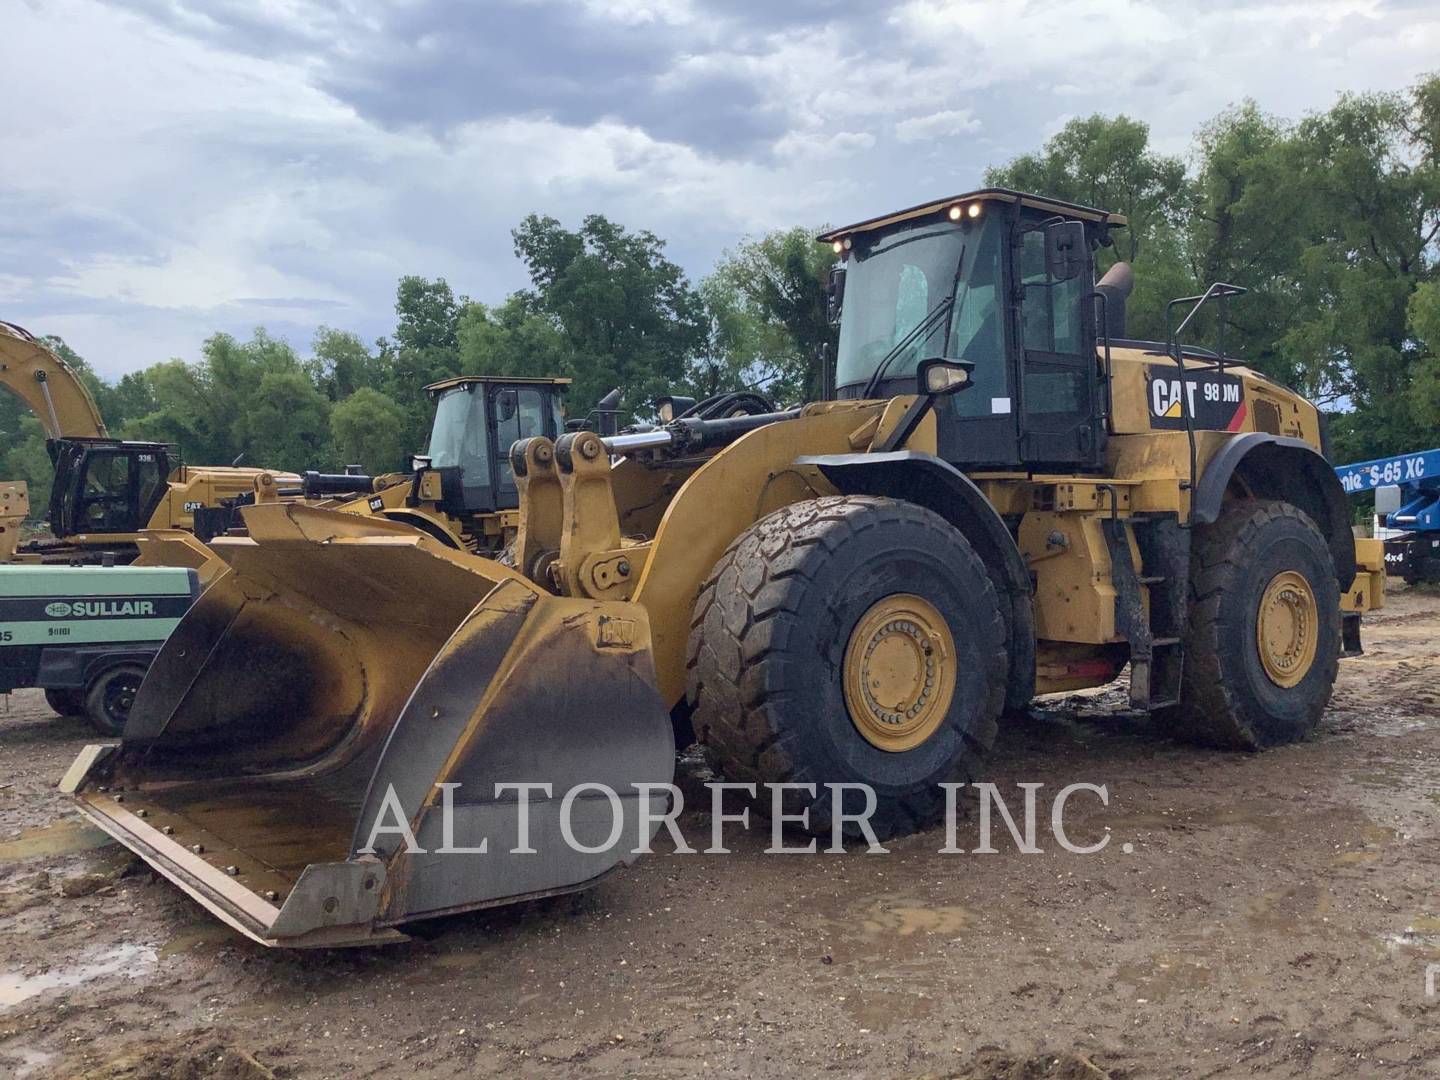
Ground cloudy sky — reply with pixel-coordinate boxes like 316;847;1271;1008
3;0;1438;378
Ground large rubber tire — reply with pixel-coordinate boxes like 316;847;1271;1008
84;663;148;737
686;495;1007;840
44;689;86;717
1160;499;1340;749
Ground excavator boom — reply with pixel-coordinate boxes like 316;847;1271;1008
0;320;106;440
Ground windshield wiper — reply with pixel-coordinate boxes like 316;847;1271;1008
860;295;955;399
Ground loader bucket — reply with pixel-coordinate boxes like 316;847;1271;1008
63;503;675;947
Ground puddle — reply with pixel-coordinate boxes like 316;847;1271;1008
858;897;973;938
0;818;114;863
0;943;156;1009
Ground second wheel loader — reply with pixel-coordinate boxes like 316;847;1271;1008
66;188;1385;947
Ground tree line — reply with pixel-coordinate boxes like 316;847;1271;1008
3;75;1435;514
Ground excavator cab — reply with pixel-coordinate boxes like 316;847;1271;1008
47;438;174;538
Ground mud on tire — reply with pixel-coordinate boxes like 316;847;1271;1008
685;495;1007;840
1160;498;1341;750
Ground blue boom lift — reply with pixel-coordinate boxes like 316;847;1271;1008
1335;447;1440;582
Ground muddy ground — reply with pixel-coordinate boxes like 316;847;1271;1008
0;591;1436;1079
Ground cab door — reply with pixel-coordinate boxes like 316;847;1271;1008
1014;219;1104;469
933;213;1021;468
490;386;549;509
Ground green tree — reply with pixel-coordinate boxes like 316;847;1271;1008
330;387;407;473
380;276;466;451
456;295;574;381
698;227;837;403
511;213;707;418
986;114;1188;265
241;369;331;470
308;326;380;402
1;416;53;514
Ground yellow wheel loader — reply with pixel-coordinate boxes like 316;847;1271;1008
0;320;299;564
194;376;575;557
65;189;1386;947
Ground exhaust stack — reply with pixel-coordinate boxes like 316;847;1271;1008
1095;261;1134;339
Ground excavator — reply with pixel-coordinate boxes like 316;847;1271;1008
65;188;1386;947
0;320;298;564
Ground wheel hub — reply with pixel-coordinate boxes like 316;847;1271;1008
843;593;956;752
1256;570;1318;688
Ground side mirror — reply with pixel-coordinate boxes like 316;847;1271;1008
827;266;846;325
1044;220;1087;282
918;357;974;397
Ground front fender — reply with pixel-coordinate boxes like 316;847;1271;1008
797;450;1036;712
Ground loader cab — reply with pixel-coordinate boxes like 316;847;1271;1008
825;188;1120;472
422;376;570;514
47;438;173;538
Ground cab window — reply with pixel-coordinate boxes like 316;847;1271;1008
1019;228;1087;415
78;452;134;532
494;388;546;489
1019;230;1084;355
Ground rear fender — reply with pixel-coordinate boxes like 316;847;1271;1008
1194;434;1356;589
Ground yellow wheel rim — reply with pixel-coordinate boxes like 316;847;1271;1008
1256;570;1319;688
842;593;956;753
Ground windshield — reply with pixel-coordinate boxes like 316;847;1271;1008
427;385;489;480
835;216;1007;399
